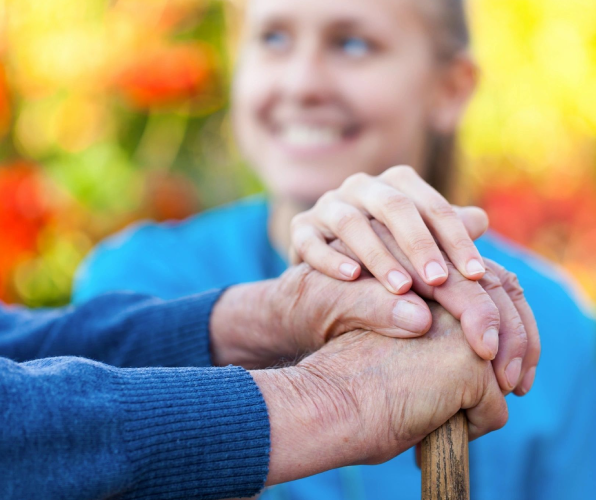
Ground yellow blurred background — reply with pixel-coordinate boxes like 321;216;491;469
0;0;595;309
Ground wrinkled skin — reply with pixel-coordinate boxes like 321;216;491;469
298;303;507;463
258;303;507;486
210;263;432;369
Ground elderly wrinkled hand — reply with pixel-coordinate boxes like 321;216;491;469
254;303;507;485
209;262;433;369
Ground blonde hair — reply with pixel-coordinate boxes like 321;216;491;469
425;0;470;59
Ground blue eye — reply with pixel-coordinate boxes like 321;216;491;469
262;30;290;51
339;37;371;57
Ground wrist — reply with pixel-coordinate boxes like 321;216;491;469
251;363;361;485
209;281;287;368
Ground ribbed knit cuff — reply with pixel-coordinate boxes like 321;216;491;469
123;289;226;369
113;365;270;500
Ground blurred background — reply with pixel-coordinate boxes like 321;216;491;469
0;0;595;309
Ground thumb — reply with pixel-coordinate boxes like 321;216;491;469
340;277;432;338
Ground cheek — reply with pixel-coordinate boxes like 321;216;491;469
232;59;272;159
346;65;433;163
233;59;303;196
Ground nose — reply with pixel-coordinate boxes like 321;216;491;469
279;38;334;105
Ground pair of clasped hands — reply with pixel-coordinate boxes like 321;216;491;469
211;167;540;485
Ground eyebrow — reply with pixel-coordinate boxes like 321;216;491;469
252;14;370;33
326;19;363;31
249;14;291;33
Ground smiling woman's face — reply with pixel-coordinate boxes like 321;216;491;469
233;0;447;205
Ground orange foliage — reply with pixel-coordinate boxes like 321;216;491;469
0;163;55;301
481;178;596;302
482;179;596;250
114;44;212;109
0;64;10;137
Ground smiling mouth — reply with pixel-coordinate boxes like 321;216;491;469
276;124;360;149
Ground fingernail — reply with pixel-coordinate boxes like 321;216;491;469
466;258;485;277
425;261;447;282
520;367;536;395
388;270;410;293
483;328;499;359
339;263;358;279
505;358;523;389
393;301;429;333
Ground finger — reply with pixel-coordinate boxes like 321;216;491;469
292;224;362;281
369;220;500;360
478;265;529;393
433;264;501;361
321;201;413;294
342;181;449;286
381;166;485;281
345;279;432;337
485;259;540;396
466;371;509;441
452;206;489;241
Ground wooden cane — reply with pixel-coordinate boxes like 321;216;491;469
421;411;470;500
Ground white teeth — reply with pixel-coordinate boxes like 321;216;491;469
281;125;342;147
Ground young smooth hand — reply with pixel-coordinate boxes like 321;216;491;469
291;166;489;293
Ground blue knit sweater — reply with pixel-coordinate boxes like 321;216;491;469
0;291;270;499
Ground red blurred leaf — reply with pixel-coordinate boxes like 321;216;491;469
0;162;56;301
0;63;11;137
114;44;212;109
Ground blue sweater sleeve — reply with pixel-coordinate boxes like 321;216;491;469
0;290;224;368
0;357;270;499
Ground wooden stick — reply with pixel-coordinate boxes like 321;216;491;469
421;411;470;500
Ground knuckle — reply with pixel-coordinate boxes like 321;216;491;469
317;191;337;208
334;210;363;236
295;235;316;258
466;290;500;328
384;165;417;182
483;308;501;331
492;402;509;431
379;192;414;215
342;172;370;191
501;271;525;297
450;236;476;252
361;247;387;271
484;258;504;272
428;198;457;220
290;212;308;230
511;322;529;355
479;267;503;292
408;236;437;255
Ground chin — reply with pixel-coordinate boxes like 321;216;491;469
266;169;343;206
